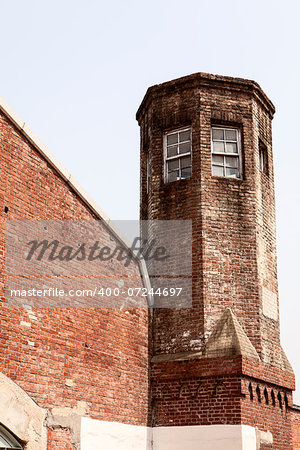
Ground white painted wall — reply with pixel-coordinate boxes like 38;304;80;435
152;425;256;450
80;419;258;450
81;418;151;450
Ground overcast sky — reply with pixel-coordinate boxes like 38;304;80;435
0;0;299;403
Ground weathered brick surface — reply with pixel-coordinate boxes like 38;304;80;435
47;428;74;449
0;110;150;445
151;357;242;427
151;355;296;448
241;374;294;449
137;73;298;447
291;407;300;449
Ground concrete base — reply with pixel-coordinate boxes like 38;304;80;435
0;373;47;450
81;419;258;450
81;418;152;450
152;424;256;450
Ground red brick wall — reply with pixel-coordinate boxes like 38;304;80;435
47;428;74;450
292;407;300;449
0;109;150;445
150;355;296;448
241;376;294;449
151;357;243;427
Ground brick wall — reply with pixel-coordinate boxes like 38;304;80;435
291;407;300;449
151;354;295;448
151;357;242;427
240;364;295;449
0;109;150;447
47;428;74;450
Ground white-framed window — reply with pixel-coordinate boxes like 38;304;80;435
211;126;242;179
164;128;192;183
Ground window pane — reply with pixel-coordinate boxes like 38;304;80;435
167;134;178;145
212;128;224;140
226;142;238;153
181;167;192;178
212;165;224;177
179;142;190;154
167;146;177;157
225;129;237;141
213;141;225;153
168;159;179;171
225;156;238;168
179;130;190;142
225;167;239;178
212;155;224;165
168;170;179;182
181;156;191;169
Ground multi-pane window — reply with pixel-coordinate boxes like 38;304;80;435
164;128;192;183
211;126;242;179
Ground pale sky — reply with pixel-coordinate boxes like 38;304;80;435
0;0;299;403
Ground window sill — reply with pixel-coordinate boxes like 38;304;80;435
165;177;192;184
162;177;192;188
211;175;243;183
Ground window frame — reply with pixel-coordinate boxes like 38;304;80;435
163;127;192;183
0;424;23;449
211;125;243;180
259;138;269;175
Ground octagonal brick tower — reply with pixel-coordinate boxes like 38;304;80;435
137;73;296;449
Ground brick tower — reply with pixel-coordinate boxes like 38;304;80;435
137;73;297;449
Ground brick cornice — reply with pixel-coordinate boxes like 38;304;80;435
136;72;275;123
151;355;295;390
